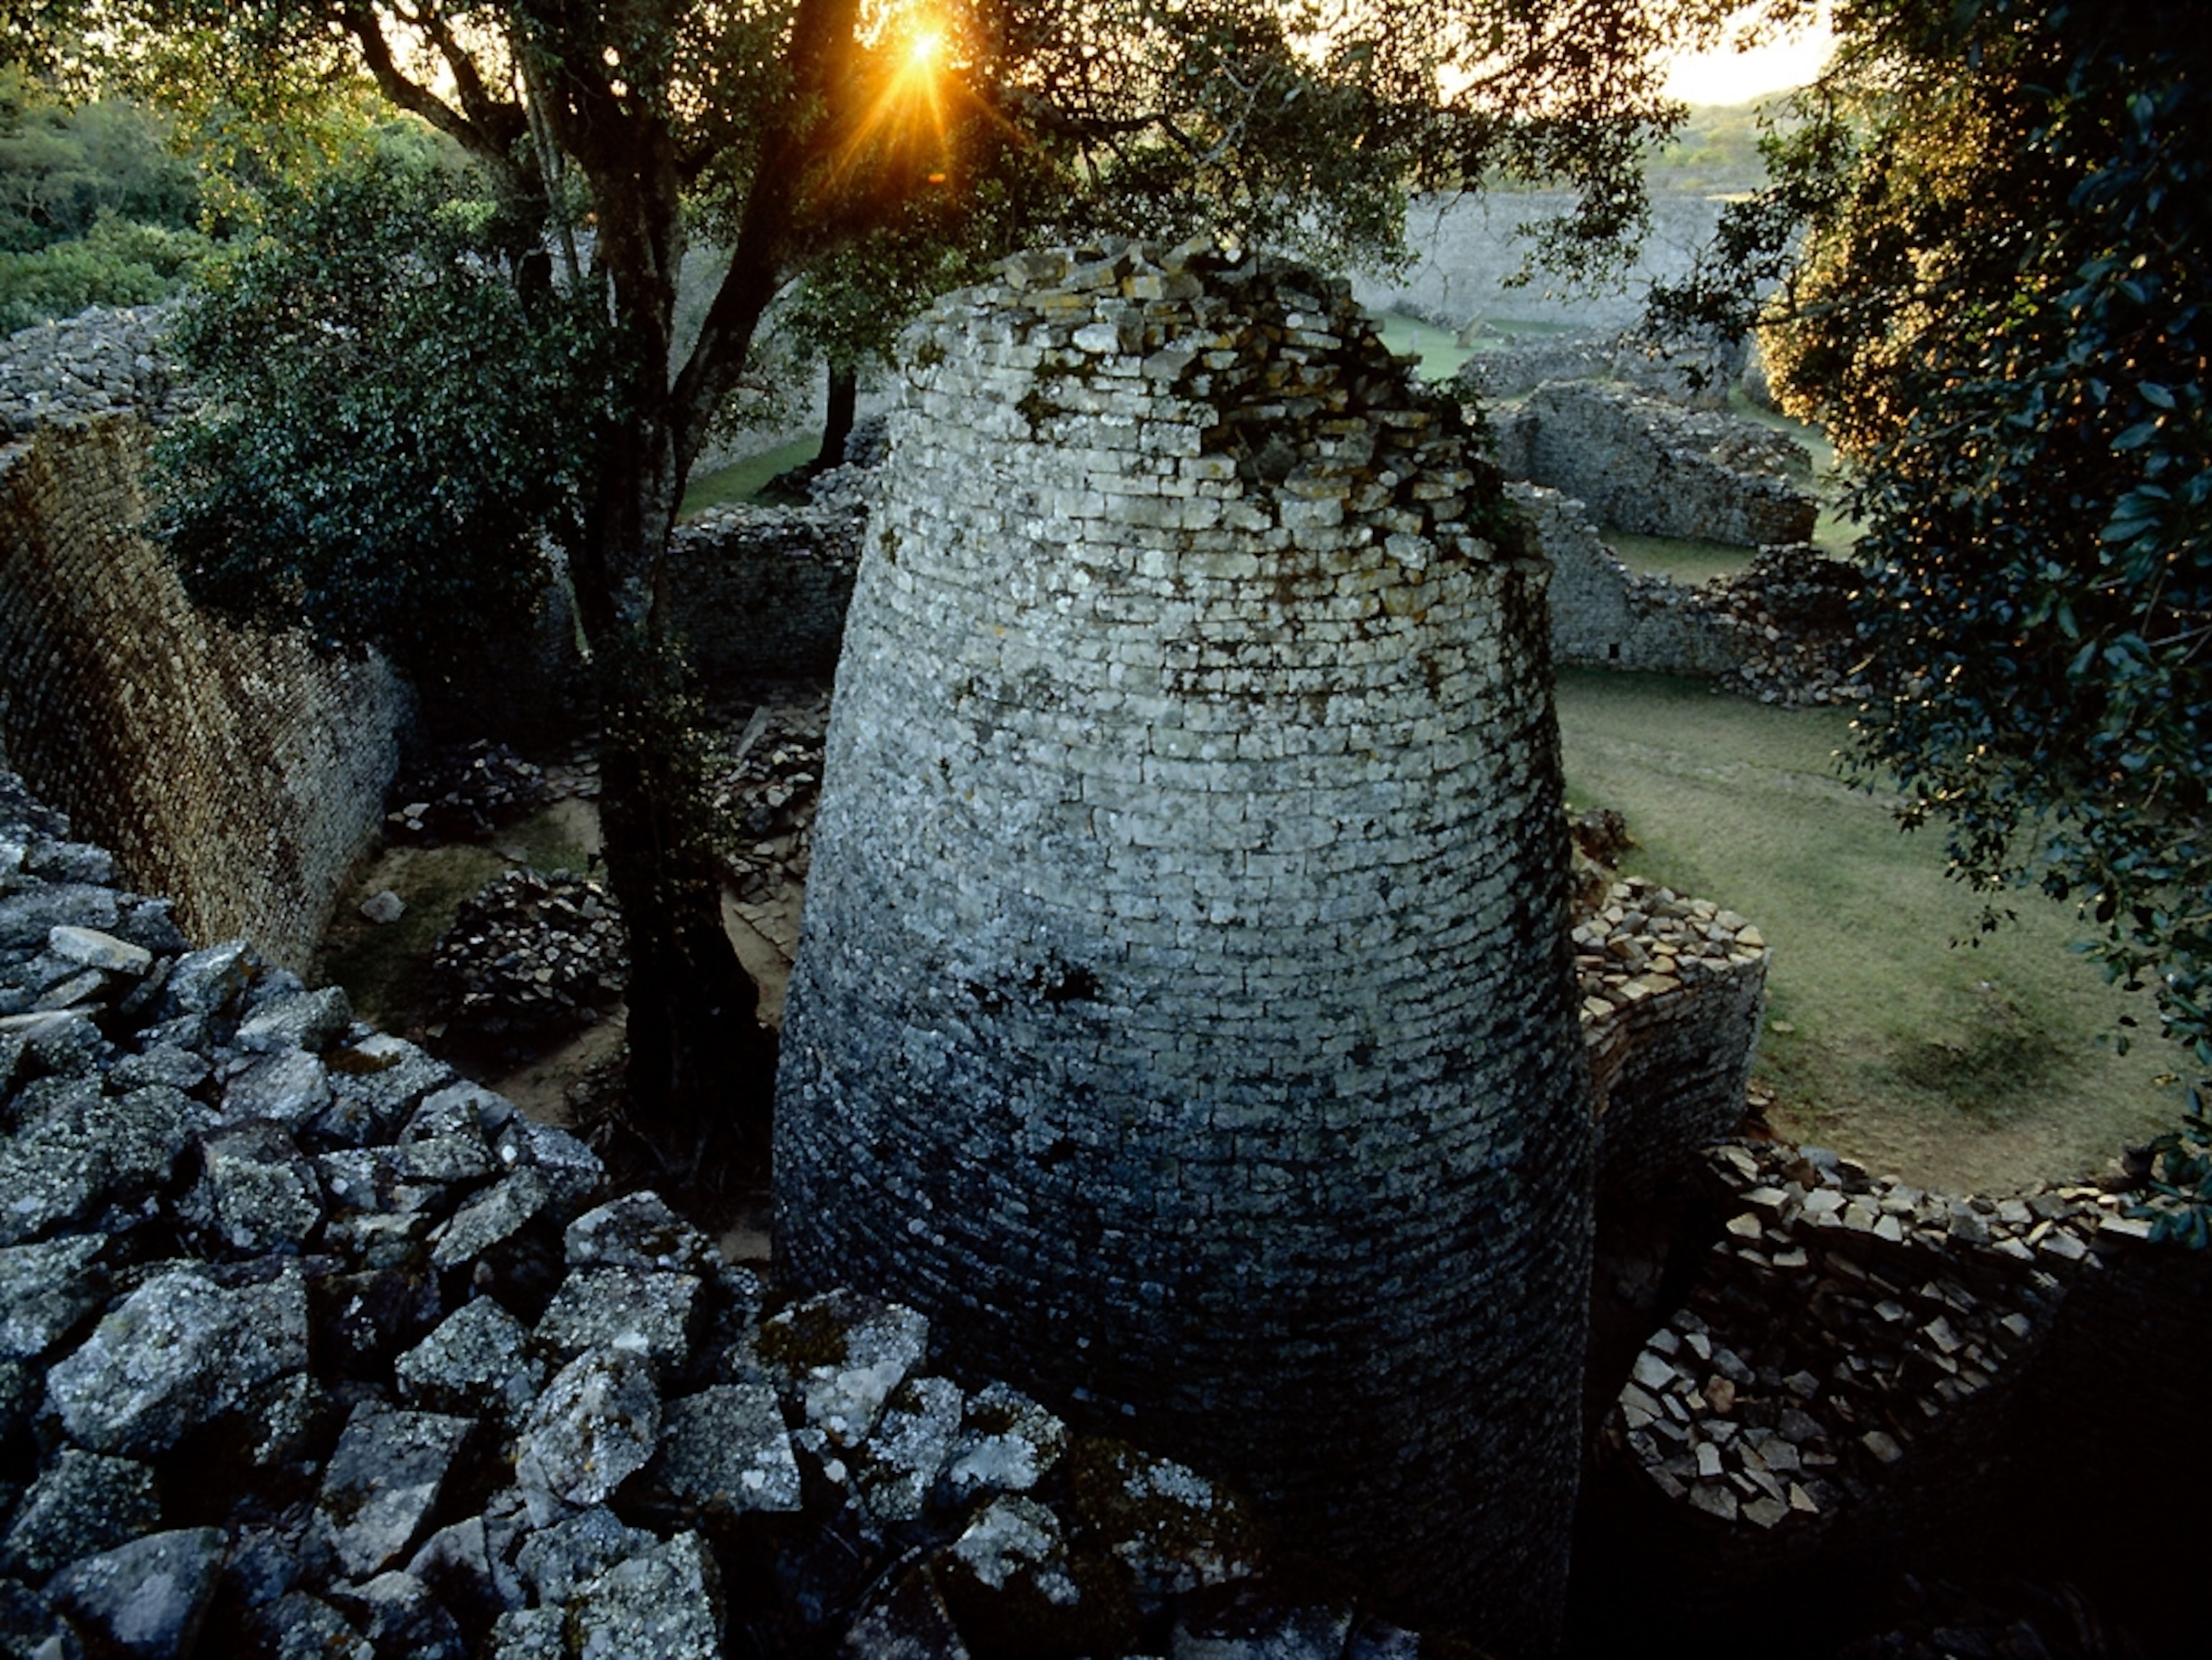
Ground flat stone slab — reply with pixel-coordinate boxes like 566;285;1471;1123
47;1525;228;1659
0;1448;159;1578
567;1533;722;1660
515;1348;660;1510
315;1403;477;1578
649;1384;802;1517
0;1232;107;1360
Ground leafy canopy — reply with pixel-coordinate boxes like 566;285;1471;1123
150;143;616;667
1655;0;2212;1067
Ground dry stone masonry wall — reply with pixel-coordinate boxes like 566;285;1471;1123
665;502;866;683
1575;876;1769;1196
0;311;405;969
0;305;183;438
775;241;1593;1655
1495;381;1818;549
1595;1133;2212;1639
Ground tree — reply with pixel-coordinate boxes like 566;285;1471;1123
1654;0;2212;1073
0;65;214;328
39;0;1738;1156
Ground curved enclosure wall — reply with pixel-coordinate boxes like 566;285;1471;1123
0;416;403;968
775;245;1592;1652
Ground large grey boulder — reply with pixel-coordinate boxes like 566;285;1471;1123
45;1265;309;1455
46;1526;227;1659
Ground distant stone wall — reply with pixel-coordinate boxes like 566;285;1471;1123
664;502;865;682
1356;191;1731;331
1510;483;1753;678
1500;382;1817;547
0;384;403;968
778;241;1592;1654
0;305;182;438
1460;330;1749;410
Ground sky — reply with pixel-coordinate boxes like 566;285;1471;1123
1662;8;1837;105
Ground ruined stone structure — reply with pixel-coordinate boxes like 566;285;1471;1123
1495;380;1817;549
3;769;1426;1659
1509;482;1754;678
665;501;864;682
775;243;1592;1654
1456;329;1748;410
1575;876;1770;1196
0;320;405;968
1353;190;1731;333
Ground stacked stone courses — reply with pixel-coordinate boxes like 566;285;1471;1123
0;406;403;970
1496;380;1818;549
775;242;1593;1655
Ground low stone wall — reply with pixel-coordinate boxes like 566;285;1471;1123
1498;381;1817;548
1458;330;1748;410
0;304;182;438
663;502;865;682
0;415;404;970
0;772;1444;1659
1594;1133;2209;1639
1575;877;1768;1196
1509;483;1753;678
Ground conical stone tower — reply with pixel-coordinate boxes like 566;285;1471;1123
774;242;1592;1656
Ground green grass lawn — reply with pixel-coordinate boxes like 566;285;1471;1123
1370;311;1589;383
680;435;822;516
1601;531;1753;587
1555;667;2189;1192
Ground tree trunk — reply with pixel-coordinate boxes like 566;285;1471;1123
821;362;859;469
591;630;777;1170
569;394;777;1170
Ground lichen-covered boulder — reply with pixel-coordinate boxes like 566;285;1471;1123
45;1264;308;1454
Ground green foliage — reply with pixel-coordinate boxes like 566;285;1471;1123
149;148;616;669
1654;1;2212;1073
0;211;212;331
0;66;199;251
2133;1096;2212;1250
1642;96;1794;196
0;65;212;330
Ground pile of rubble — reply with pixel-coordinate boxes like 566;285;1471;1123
1604;1137;2136;1541
710;685;830;975
1571;875;1768;1022
424;870;626;1043
1708;545;1871;709
385;741;556;845
0;770;1445;1659
0;303;182;437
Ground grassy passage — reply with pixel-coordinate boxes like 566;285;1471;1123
1555;668;2188;1191
1601;531;1755;587
680;434;822;516
317;802;602;1031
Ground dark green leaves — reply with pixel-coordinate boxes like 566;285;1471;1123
1719;0;2212;1073
149;143;617;672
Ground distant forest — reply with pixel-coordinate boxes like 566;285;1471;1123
0;69;1785;337
0;68;210;333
